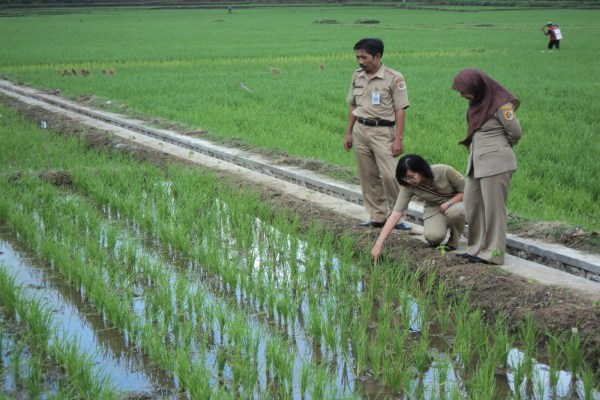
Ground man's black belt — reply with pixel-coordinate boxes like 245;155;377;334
357;117;395;127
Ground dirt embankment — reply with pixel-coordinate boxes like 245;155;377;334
2;94;599;371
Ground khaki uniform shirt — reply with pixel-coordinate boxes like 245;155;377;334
393;164;465;219
346;64;409;120
467;102;522;178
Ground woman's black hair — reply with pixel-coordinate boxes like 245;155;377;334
396;154;434;186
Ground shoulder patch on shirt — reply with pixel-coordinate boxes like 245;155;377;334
503;110;514;121
396;78;407;90
450;168;464;181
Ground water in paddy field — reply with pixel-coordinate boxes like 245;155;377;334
0;225;180;399
1;213;598;400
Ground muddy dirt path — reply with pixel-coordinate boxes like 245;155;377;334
1;93;599;372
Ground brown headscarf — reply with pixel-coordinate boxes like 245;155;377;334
452;68;520;147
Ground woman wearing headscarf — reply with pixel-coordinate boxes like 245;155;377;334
452;68;522;265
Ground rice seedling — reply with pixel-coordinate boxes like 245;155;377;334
10;337;25;389
467;353;498;399
561;329;586;382
412;333;431;375
518;312;537;380
491;312;512;370
579;363;597;400
545;330;563;395
51;336;117;400
26;353;43;399
349;320;369;378
432;352;452;398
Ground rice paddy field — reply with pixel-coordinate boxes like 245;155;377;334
1;98;599;399
1;4;600;400
0;5;598;230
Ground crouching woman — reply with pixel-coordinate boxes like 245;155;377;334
371;154;466;261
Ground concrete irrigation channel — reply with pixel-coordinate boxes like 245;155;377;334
1;79;599;301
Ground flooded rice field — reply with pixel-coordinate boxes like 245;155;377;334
0;101;599;399
1;209;598;400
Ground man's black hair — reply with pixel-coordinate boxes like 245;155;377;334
354;38;384;58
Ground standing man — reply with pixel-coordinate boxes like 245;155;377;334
542;22;562;50
344;38;411;229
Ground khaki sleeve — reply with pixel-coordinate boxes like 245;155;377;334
498;103;522;146
393;187;413;213
446;166;465;193
346;74;357;105
391;74;410;110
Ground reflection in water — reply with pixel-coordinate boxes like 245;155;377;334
506;348;600;400
0;225;178;397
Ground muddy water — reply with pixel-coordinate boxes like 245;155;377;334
0;225;179;398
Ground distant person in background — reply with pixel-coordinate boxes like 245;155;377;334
228;4;232;13
370;154;466;262
344;37;411;230
452;68;522;265
542;22;562;50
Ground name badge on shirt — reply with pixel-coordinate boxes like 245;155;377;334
372;91;380;105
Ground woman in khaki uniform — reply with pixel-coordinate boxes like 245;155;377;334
452;68;522;265
371;154;466;261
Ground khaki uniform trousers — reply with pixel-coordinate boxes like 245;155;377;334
352;122;399;222
464;171;513;264
423;202;466;248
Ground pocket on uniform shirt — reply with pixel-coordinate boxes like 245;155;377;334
476;145;498;158
353;88;364;96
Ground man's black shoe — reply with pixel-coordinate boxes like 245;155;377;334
456;253;472;258
358;221;385;228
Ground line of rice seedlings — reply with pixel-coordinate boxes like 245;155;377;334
5;174;412;396
51;335;116;400
2;123;356;396
74;205;346;398
0;270;117;398
1;185;215;394
27;136;564;398
78;162;354;362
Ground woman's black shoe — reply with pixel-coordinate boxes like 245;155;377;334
358;221;385;228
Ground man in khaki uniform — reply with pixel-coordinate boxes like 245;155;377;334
343;38;410;229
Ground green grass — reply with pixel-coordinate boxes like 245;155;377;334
0;6;599;229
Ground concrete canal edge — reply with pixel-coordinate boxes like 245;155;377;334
1;80;599;300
